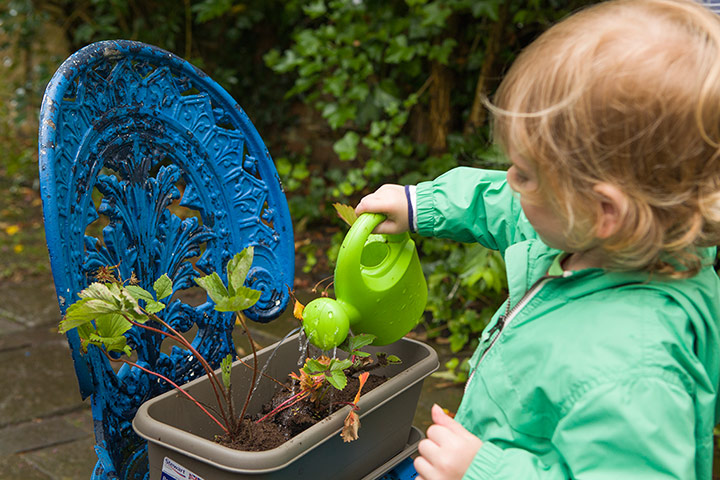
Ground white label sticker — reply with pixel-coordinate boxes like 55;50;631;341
161;457;205;480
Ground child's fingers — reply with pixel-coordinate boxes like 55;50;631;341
355;185;409;234
417;432;467;480
430;404;467;436
417;437;442;462
413;455;433;480
355;184;405;215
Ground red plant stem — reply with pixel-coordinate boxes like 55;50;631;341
100;349;229;434
235;312;258;422
127;317;231;429
146;313;227;398
255;390;310;424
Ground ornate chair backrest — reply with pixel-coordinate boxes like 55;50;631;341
38;40;294;479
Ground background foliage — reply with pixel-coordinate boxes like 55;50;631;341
2;0;600;377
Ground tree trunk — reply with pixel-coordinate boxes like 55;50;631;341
428;60;453;153
464;0;511;137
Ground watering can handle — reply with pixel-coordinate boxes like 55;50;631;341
335;213;386;289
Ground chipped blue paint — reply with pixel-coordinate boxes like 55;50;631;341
38;40;294;480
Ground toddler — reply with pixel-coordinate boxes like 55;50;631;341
356;0;720;478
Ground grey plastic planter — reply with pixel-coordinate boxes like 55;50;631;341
133;334;439;480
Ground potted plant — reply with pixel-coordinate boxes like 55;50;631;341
133;332;436;480
60;247;438;480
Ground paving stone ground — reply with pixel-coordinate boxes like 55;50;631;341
0;271;462;480
0;272;97;480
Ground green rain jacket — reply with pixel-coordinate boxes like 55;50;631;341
415;167;720;480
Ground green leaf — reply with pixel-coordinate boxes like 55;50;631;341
221;354;233;390
78;282;118;303
303;0;327;18
326;369;347;390
343;333;376;352
333;131;360;161
212;285;262;312
195;272;230;304
428;38;457;65
192;0;233;23
126;285;154;302
330;358;353;371
87;332;132;356
153;274;173;300
95;313;132;337
59;299;101;333
386;354;402;364
386;34;415;63
296;29;322;57
304;358;329;374
471;0;500;21
145;300;166;315
227;248;254;297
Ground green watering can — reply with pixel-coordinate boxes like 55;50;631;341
302;213;428;350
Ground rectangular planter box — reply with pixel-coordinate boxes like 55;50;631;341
133;334;439;480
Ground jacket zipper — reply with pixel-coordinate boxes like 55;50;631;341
477;275;554;365
464;275;553;395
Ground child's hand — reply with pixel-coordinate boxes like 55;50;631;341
414;404;483;480
355;184;409;234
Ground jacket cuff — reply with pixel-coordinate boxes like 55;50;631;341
462;442;502;479
415;180;435;237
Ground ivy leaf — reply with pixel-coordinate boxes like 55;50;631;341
192;0;235;23
333;131;360;161
333;203;358;227
195;272;230;304
227;248;254;297
221;354;233;390
326;369;348;390
470;0;500;21
303;0;327;19
386;34;415;63
153;274;173;300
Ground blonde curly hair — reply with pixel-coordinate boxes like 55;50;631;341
490;0;720;277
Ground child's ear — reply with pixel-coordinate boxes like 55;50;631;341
592;183;628;239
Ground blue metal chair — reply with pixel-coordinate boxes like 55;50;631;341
39;39;419;480
38;40;294;479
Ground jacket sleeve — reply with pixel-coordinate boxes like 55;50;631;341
463;375;697;479
415;167;537;254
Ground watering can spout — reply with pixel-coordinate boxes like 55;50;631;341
303;213;427;351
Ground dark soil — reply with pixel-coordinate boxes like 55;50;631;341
216;374;387;451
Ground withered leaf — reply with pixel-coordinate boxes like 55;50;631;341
341;410;360;442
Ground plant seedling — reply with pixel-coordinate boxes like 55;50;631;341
58;247;263;442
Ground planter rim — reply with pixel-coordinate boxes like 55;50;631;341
133;334;438;474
